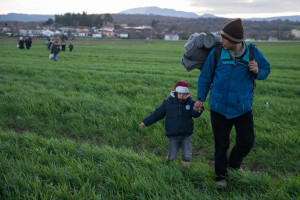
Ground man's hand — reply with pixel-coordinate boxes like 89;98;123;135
139;122;145;128
248;59;259;75
194;101;204;113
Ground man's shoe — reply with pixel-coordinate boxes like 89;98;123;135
216;179;228;188
229;167;244;173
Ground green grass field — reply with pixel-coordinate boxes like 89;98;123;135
0;39;299;199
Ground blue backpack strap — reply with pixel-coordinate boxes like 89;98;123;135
248;43;254;61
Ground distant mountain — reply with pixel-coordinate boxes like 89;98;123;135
1;10;300;22
0;13;54;22
119;6;205;18
248;15;300;22
200;14;218;18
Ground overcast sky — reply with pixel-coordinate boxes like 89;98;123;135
1;0;300;18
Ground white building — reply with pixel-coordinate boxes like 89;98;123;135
19;28;49;37
101;30;114;38
92;32;102;38
18;28;33;36
78;31;89;37
124;25;151;30
0;26;11;33
141;25;151;29
41;29;59;37
268;36;279;42
291;29;300;38
164;33;179;41
76;26;90;33
100;24;114;32
42;30;55;36
117;32;129;39
59;26;76;32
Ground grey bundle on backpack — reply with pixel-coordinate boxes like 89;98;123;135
184;32;206;57
181;33;221;71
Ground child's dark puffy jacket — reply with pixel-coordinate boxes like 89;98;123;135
142;95;202;137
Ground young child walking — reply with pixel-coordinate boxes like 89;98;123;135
139;81;203;167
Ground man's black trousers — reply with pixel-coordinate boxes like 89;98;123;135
210;110;255;181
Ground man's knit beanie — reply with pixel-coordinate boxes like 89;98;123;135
172;81;189;93
221;18;244;44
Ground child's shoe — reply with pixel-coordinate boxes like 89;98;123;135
181;161;191;168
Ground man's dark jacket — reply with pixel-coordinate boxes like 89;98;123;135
51;44;60;54
142;95;202;137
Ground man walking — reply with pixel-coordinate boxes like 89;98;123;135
193;18;270;187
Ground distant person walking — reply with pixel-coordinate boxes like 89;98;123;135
193;18;271;188
51;41;61;62
69;43;73;52
25;37;31;49
28;37;32;48
140;81;203;168
46;37;50;47
46;37;51;50
18;37;24;49
61;39;66;51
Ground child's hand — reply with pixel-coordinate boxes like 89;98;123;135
139;122;145;128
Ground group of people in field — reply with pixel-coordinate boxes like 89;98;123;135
46;36;74;62
17;37;32;49
17;35;74;62
140;18;270;188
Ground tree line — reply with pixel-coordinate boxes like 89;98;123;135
45;12;113;27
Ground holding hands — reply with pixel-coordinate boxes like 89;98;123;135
193;101;204;113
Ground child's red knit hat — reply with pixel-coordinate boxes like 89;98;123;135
172;81;189;93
